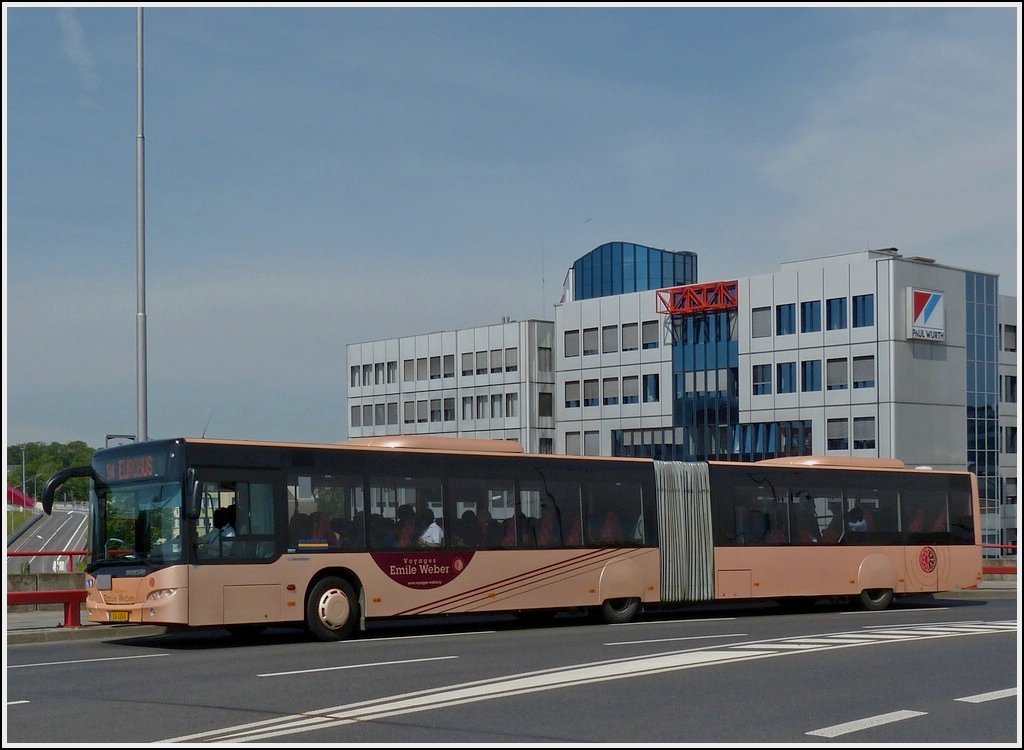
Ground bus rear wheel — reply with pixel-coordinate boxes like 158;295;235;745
306;576;359;641
859;588;894;611
598;597;640;625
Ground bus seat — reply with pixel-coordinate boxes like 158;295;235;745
565;516;582;546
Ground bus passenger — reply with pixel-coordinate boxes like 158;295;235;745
395;504;418;547
455;510;482;547
847;506;868;533
288;512;312;547
417;507;444;548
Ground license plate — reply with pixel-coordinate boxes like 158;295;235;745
111;611;129;622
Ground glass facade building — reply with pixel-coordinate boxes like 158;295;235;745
572;242;697;300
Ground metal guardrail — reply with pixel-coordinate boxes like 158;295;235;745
6;589;87;627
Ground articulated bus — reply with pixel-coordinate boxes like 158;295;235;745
40;436;982;641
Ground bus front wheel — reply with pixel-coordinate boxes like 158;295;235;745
306;577;359;641
859;588;894;611
598;597;640;625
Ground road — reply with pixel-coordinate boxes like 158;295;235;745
5;595;1018;744
7;504;88;575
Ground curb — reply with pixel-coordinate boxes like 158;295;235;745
6;624;168;646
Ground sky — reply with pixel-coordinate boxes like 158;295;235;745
3;3;1021;454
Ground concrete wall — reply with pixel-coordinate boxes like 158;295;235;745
7;572;86;612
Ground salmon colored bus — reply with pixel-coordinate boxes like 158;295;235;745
40;436;982;641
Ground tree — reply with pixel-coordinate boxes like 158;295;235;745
6;441;97;503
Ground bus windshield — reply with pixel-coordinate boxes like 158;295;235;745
90;480;184;567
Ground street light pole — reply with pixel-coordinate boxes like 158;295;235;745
136;6;149;443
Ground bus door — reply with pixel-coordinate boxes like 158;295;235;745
187;468;284;627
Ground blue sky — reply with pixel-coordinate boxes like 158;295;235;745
3;4;1020;452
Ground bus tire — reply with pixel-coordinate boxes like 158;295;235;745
306;576;359;641
599;597;640;625
859;588;894;611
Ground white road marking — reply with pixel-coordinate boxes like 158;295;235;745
955;688;1017;703
807;710;927;737
6;653;168;670
164;618;1017;743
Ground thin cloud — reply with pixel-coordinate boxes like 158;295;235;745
57;8;99;105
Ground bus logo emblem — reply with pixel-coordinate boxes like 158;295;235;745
919;546;937;573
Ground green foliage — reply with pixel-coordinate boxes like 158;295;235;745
6;441;98;503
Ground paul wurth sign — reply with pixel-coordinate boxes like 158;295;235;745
906;287;946;342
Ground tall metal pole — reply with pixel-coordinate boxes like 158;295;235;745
136;7;149;442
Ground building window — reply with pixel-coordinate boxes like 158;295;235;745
584;431;600;456
801;360;821;392
752;364;772;395
643;374;659;403
777;362;797;394
476;395;487;419
621;322;639;351
430;399;442;422
363;404;373;426
504;348;518;372
504;392;518;417
416;358;428;381
827;418;849;450
584;379;599;407
416;400;428;423
852;294;874;328
641;320;660;349
583;327;599;356
602;325;618;353
491;394;502;419
800;301;821;333
1005;426;1017;454
622;376;640;404
387;402;398;425
852;355;875;389
826;358;848;390
826;297;847;330
564;330;580;357
373;403;385;425
565;432;582;455
538;346;552;372
462;396;473;421
429;356;441;380
539;438;553;454
404;359;414;382
461;353;474;377
490;349;503;373
374;362;384;385
404;401;415;424
751;306;771;338
776;303;796;336
853;417;875;449
538;391;553;417
443;355;455;378
1003;374;1017;404
387;361;398;383
350;366;359;388
350;405;361;427
475;351;487;375
362;364;372;386
1003;324;1017;352
603;377;619;405
565;381;581;408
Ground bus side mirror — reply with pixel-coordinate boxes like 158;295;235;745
40;466;98;515
187;470;203;520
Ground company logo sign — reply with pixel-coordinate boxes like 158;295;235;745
906;287;945;342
